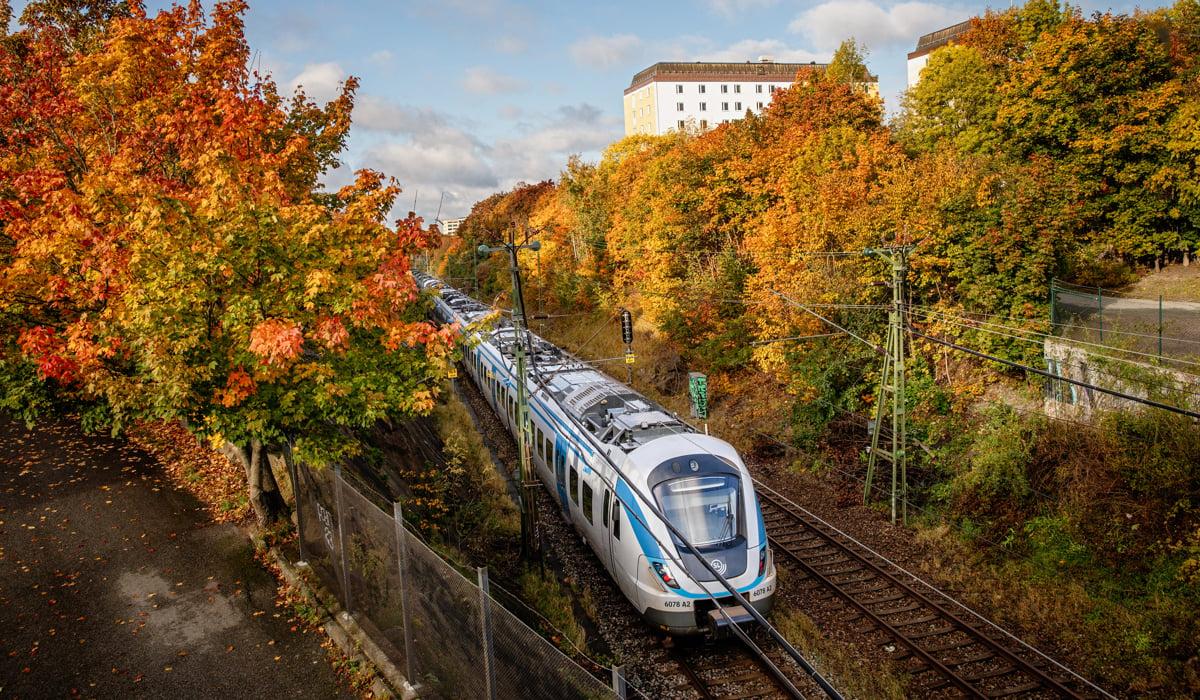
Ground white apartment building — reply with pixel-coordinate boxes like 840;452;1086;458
441;217;465;236
907;20;971;87
624;59;831;136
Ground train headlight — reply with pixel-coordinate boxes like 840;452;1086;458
652;561;681;590
759;547;768;577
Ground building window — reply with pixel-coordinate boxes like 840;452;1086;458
757;102;764;110
700;119;708;129
735;102;742;111
734;85;741;94
770;85;777;93
756;84;763;94
699;102;706;111
721;101;728;111
675;84;683;93
720;84;728;94
698;84;706;94
676;102;684;111
677;120;685;129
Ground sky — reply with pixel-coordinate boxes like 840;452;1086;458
14;0;1158;221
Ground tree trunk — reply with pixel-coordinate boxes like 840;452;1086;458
1185;251;1191;268
225;439;290;525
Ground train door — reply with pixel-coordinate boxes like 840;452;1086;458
553;435;569;513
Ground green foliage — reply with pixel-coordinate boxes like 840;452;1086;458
0;355;54;426
954;405;1036;509
897;45;999;154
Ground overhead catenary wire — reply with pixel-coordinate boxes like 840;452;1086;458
462;291;832;697
908;309;1200;404
910;329;1200;420
768;288;885;354
521;353;832;699
910;306;1200;369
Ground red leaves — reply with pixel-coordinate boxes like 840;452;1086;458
248;319;303;366
313;315;348;351
217;368;256;407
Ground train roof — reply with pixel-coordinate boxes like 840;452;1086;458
414;272;693;453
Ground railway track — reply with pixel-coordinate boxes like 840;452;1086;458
670;638;791;700
754;479;1108;699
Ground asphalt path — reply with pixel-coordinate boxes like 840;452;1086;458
0;414;353;698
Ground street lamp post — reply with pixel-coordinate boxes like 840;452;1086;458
478;234;541;560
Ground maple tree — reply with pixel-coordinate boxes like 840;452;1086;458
0;1;453;523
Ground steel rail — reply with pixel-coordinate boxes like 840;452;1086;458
754;480;1085;699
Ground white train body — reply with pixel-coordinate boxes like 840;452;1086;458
416;274;776;635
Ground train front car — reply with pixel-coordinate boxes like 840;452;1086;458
622;433;777;636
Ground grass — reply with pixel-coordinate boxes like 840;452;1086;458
519;567;588;654
772;602;909;700
1124;263;1200;302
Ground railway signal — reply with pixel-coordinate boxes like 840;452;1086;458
620;308;634;382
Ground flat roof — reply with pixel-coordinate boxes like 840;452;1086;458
625;61;836;94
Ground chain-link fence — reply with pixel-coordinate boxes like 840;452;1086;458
294;461;621;699
1051;279;1200;360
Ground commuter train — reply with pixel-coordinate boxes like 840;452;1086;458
414;273;776;635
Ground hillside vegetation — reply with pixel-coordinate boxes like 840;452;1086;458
433;2;1200;694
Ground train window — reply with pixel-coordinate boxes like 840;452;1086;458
612;500;621;539
582;483;594;523
545;436;553;462
569;467;579;504
536;431;544;459
602;490;610;527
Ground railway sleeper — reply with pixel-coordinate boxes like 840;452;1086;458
903;623;958;640
947;651;997;667
860;592;910;607
820;563;867;576
986;680;1044;698
960;664;1018;683
873;601;923;617
891;613;941;627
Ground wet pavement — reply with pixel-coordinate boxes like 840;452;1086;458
0;414;353;698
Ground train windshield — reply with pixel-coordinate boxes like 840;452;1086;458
653;475;740;547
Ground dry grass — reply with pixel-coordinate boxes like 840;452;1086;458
772;601;909;700
1125;263;1200;301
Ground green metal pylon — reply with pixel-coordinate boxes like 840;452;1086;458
864;247;911;525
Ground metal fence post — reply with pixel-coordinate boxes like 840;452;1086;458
1050;281;1057;330
283;440;306;566
392;502;416;685
333;465;353;614
1097;286;1104;342
611;665;627;699
477;567;497;700
1159;295;1164;357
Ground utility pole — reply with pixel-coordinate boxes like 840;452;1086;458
864;246;913;525
478;232;542;560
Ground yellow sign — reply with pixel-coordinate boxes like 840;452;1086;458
624;353;636;365
447;366;458;378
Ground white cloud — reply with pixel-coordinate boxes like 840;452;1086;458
367;49;394;65
494;36;527;54
462;66;527;95
351;98;620;219
289;62;347;104
569;34;644;69
707;0;778;17
698;39;827;64
789;0;966;51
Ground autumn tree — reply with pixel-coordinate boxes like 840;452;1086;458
0;2;453;523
